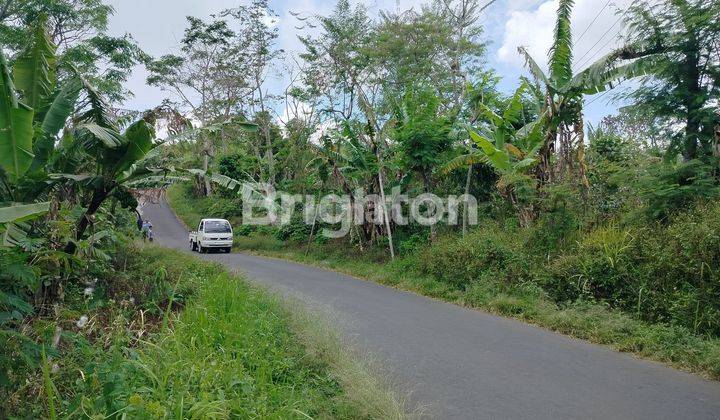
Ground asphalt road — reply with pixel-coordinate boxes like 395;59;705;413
141;199;720;419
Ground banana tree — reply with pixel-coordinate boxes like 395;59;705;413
0;202;51;246
0;16;81;243
58;114;161;253
517;0;656;187
444;82;545;225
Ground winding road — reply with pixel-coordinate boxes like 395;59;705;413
141;199;720;419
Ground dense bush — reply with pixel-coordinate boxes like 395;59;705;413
545;201;720;336
274;209;313;242
416;223;531;290
529;183;584;254
4;246;393;418
409;195;720;337
634;159;720;222
543;225;637;304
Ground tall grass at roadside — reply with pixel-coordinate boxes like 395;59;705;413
126;249;406;418
205;241;720;380
117;247;407;419
6;246;406;418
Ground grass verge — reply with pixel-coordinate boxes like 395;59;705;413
5;245;406;418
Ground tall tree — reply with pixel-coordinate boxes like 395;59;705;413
1;0;147;102
622;0;720;160
146;14;237;195
147;1;281;192
224;0;282;185
395;87;451;239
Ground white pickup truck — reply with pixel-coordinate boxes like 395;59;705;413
189;218;234;253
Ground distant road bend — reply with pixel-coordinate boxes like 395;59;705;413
142;199;720;420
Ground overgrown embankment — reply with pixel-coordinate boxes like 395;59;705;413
168;183;720;380
2;245;405;418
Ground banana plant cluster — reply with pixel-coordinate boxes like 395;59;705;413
0;17;167;251
0;15;77;244
445;82;545;181
444;82;545;225
517;0;657;187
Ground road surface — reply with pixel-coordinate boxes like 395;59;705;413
141;199;720;419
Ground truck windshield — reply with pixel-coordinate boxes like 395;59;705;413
205;221;231;233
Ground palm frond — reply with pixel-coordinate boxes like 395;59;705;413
470;131;511;171
0;202;50;224
571;53;658;94
73;69;115;129
476;102;503;127
209;173;243;192
501;81;528;127
12;14;56;111
76;123;124;148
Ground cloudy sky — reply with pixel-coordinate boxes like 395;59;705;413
107;0;633;123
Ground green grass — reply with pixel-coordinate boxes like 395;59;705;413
166;184;720;380
166;182;208;229
6;246;406;418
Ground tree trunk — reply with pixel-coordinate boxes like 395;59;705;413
64;187;110;253
680;29;702;161
575;116;590;190
421;171;437;241
684;104;701;161
537;129;555;185
377;157;395;260
202;155;212;197
256;74;275;186
463;163;472;236
202;133;213;196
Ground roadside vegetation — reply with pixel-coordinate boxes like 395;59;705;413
0;2;402;417
2;0;720;414
3;244;404;417
168;184;720;379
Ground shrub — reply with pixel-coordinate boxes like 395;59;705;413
416;224;530;290
545;201;720;336
641;202;720;335
530;183;584;254
207;196;243;220
275;211;313;242
545;225;637;305
635;159;720;222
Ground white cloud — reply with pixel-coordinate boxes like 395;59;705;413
276;100;315;126
497;1;557;70
497;0;633;74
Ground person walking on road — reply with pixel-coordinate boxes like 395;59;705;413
141;220;154;242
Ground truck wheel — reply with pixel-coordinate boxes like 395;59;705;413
225;247;232;253
199;245;205;253
190;241;195;251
